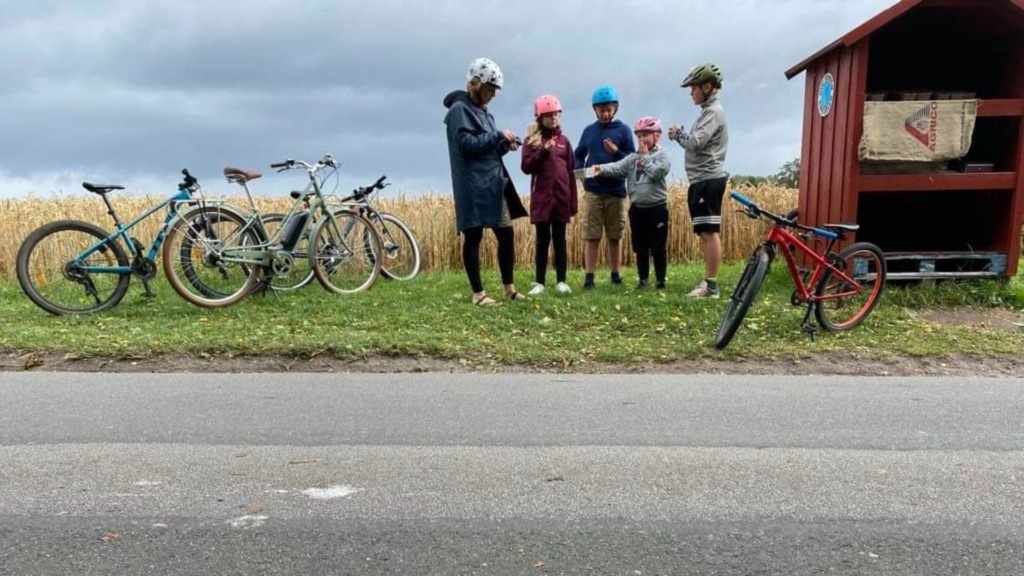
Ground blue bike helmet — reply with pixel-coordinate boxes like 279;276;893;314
591;85;619;105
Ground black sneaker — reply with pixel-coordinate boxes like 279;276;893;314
583;281;595;290
656;280;666;290
610;274;623;286
636;279;649;289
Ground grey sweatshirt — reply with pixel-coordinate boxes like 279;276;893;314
596;146;671;208
669;93;728;183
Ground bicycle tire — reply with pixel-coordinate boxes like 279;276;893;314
16;220;131;315
814;241;887;331
714;247;771;350
260;212;316;291
162;206;262;308
309;209;382;295
371;212;420;281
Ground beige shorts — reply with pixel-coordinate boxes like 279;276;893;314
581;192;626;241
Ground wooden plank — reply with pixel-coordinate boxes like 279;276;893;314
844;42;869;239
798;67;815;223
806;64;822;228
828;48;853;230
819;52;838;230
1007;90;1024;275
859;172;1017;191
977;99;1024;116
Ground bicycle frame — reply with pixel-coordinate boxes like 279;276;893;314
76;187;197;274
214;159;350;267
763;224;867;304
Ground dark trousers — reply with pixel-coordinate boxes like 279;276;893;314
628;203;669;282
462;226;515;293
534;221;568;285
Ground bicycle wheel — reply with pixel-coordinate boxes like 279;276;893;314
814;241;887;331
309;209;382;294
162;207;262;308
370;212;420;281
260;213;315;291
714;247;771;350
16;220;131;315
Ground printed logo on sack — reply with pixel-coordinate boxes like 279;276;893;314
905;102;938;151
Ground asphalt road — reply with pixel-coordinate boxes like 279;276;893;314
2;373;1022;575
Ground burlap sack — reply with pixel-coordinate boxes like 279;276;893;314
858;99;977;162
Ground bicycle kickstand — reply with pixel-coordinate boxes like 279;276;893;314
141;279;157;299
800;305;818;342
254;273;281;301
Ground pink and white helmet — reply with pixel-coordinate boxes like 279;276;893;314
467;58;504;88
634;116;663;133
533;94;562;117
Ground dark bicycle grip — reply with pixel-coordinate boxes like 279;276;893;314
730;191;755;208
270;161;291;169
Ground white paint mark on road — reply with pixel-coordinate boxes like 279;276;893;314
301;485;363;500
227;515;268;529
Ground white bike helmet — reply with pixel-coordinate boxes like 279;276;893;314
467;57;504;89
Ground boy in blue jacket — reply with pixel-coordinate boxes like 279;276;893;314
574;85;636;290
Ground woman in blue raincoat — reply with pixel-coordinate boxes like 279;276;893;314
443;57;529;306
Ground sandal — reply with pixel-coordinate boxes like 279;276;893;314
472;293;499;306
505;291;528;301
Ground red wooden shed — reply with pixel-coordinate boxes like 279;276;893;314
785;0;1024;278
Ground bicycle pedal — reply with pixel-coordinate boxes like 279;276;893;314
801;322;818;341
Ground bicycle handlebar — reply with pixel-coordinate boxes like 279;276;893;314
729;191;839;240
340;175;390;203
179;168;199;189
270;154;338;173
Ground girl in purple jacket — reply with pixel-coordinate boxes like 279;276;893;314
522;95;578;295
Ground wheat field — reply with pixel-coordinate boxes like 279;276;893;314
0;182;796;282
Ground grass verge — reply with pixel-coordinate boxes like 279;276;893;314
2;263;1022;368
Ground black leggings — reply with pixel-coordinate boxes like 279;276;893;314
628;204;669;282
534;221;568;285
462;226;515;293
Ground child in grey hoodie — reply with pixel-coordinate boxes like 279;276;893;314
592;117;671;289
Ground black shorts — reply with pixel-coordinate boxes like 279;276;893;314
687;176;727;234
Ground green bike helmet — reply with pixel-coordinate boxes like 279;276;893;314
681;63;723;89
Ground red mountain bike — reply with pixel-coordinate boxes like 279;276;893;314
714;192;887;350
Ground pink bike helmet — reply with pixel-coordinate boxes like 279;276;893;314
634;116;663;133
534;94;562;117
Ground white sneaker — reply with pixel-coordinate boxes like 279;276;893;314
686;280;720;299
555;282;572;294
527;282;546;296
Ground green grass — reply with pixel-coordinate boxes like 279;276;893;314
1;263;1022;367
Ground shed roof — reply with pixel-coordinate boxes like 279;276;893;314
784;0;1024;79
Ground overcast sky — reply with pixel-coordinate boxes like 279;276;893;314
0;0;897;199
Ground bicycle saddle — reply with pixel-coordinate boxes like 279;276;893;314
223;167;262;182
81;183;125;194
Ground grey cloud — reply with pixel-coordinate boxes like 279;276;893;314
0;0;896;198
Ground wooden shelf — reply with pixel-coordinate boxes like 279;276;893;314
977;98;1024;117
859;172;1017;192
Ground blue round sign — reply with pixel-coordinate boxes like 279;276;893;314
818;73;835;117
